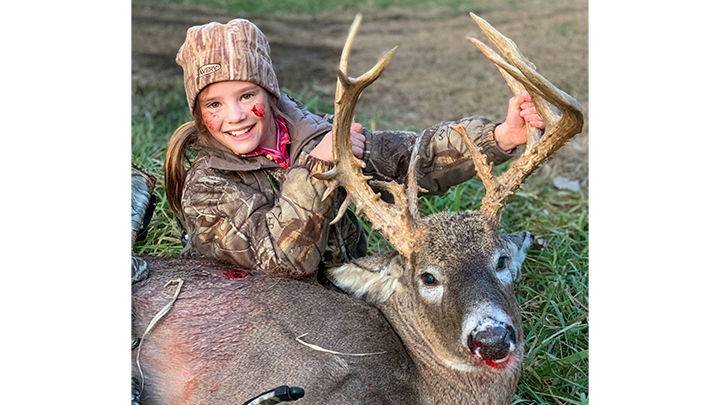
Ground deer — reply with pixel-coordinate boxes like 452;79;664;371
131;13;583;405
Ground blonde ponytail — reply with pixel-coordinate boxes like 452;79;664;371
164;120;199;217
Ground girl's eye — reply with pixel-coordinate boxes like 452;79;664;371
497;256;508;269
421;273;436;285
207;101;221;109
241;93;255;101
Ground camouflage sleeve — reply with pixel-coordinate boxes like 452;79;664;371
362;116;514;195
182;152;335;279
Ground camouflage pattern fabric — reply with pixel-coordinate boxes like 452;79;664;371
179;93;514;279
361;115;508;196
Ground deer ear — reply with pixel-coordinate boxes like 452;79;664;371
326;251;404;305
500;231;534;282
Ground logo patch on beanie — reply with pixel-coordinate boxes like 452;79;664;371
198;63;221;78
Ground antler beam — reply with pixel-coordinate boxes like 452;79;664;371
315;15;424;259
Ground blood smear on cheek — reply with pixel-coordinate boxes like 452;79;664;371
251;103;265;118
203;112;219;131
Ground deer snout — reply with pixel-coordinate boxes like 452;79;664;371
468;318;517;365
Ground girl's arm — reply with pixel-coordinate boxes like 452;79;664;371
362;92;543;195
363;115;511;195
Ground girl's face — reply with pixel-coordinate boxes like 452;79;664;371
197;81;275;155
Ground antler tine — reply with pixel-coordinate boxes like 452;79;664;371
468;13;582;139
337;15;362;89
466;37;543;152
467;13;543;151
461;13;584;226
452;124;504;226
315;14;423;259
469;14;556;122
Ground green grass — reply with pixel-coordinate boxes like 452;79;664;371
132;82;189;256
505;182;588;405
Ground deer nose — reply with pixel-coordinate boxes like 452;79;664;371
468;318;517;364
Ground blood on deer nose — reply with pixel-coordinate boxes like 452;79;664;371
468;318;517;366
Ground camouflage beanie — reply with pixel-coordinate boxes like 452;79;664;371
176;18;280;113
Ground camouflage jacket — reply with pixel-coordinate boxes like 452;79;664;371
180;93;515;279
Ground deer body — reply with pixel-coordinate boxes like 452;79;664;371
132;212;533;404
132;256;420;404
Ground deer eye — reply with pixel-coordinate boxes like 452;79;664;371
497;256;508;270
421;273;437;285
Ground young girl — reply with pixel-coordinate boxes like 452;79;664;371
164;18;544;280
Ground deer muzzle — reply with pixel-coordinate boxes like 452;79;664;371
468;318;517;367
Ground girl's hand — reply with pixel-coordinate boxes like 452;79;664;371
493;91;545;151
310;122;365;161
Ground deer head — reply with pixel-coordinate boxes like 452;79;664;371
317;13;583;401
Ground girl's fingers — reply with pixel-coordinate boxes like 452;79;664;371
351;141;365;158
529;120;545;129
350;128;365;158
523;112;545;128
510;93;525;111
351;131;366;143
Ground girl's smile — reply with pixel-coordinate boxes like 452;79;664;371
198;81;276;155
226;125;255;140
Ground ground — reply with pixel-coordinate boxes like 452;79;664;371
132;0;588;184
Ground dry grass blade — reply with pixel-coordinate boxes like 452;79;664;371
295;333;387;356
135;278;184;393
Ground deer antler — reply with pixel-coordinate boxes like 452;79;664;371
315;15;425;259
453;12;584;228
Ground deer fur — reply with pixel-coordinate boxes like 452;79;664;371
132;257;418;404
